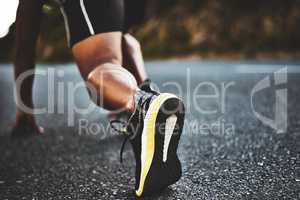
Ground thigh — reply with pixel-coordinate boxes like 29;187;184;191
72;32;123;80
59;0;126;79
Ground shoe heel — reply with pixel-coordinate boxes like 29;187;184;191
142;97;185;196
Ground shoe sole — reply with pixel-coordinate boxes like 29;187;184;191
136;93;185;197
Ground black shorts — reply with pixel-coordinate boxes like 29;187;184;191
58;0;146;47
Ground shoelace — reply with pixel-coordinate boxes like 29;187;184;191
110;116;134;163
110;97;146;163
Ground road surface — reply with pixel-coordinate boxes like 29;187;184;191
0;61;299;199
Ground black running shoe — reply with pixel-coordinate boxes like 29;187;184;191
112;91;185;197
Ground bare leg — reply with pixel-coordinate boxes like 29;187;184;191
72;32;138;113
122;33;148;85
108;33;149;119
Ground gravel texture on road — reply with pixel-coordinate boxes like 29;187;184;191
0;61;299;199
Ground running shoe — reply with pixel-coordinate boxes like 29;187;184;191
112;90;185;197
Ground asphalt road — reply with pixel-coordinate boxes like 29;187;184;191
0;61;300;199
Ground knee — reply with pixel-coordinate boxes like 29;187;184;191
122;34;141;54
87;63;132;87
86;64;120;103
87;64;116;86
86;66;101;99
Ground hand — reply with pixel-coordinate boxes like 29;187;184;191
11;112;44;138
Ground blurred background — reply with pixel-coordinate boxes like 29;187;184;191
1;0;300;62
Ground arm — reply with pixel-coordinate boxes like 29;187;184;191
14;0;43;113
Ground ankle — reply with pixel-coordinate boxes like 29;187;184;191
126;97;136;113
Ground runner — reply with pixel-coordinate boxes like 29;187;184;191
12;0;185;197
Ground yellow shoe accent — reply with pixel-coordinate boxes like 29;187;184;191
135;93;178;197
